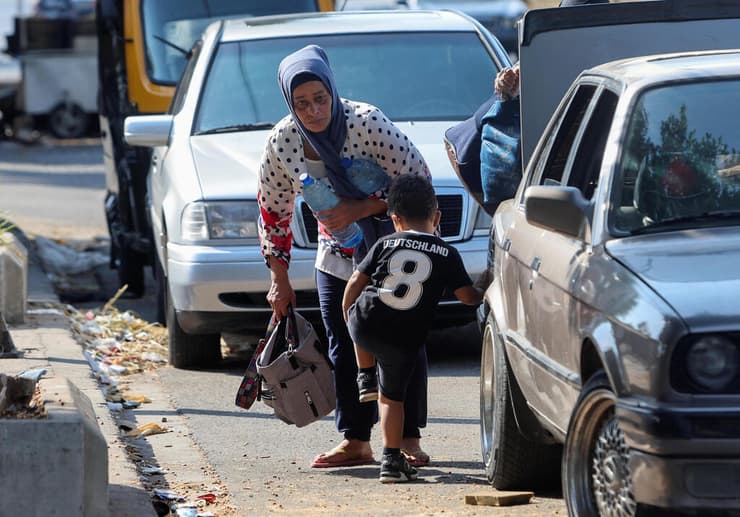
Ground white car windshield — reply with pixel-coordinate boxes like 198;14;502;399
193;31;497;134
614;79;740;234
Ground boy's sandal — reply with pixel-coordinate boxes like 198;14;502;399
401;449;430;467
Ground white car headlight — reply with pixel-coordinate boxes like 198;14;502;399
181;201;260;241
686;335;739;391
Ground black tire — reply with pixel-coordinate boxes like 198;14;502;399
480;315;560;489
48;102;88;139
563;371;639;517
117;244;145;298
165;283;221;369
153;252;166;325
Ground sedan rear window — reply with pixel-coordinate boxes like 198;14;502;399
193;32;497;134
614;79;740;233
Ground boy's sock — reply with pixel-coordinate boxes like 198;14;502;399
383;447;401;457
357;367;379;402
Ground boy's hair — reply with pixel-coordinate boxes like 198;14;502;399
387;174;437;221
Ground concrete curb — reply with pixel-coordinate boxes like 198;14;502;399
0;232;27;324
0;230;156;517
0;377;108;516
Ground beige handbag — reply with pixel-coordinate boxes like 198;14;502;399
256;306;335;427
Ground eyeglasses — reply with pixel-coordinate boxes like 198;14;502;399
293;94;330;113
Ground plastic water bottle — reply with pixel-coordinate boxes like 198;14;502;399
300;173;364;248
342;158;390;195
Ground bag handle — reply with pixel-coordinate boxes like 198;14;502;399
285;304;300;351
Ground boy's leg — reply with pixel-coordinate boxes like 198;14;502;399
354;342;375;369
377;352;418;483
401;344;430;466
380;393;404;449
378;393;417;483
348;307;379;402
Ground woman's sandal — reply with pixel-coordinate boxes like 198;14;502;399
310;446;375;468
401;449;430;467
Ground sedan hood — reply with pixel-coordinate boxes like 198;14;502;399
190;132;270;199
189;121;464;199
605;227;740;330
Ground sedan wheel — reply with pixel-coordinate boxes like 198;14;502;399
166;282;221;369
480;315;560;489
564;371;637;517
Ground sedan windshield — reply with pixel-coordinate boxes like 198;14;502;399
613;79;740;234
193;32;497;134
141;0;319;84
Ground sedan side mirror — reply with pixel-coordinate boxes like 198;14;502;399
524;185;590;239
124;115;173;147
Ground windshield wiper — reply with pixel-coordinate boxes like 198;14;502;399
194;123;274;135
630;210;740;235
152;34;189;57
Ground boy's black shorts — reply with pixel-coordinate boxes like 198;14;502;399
348;305;422;402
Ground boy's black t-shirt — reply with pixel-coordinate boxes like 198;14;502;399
352;230;473;345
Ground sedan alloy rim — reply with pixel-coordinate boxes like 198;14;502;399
591;411;637;517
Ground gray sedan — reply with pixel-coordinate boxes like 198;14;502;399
481;49;740;516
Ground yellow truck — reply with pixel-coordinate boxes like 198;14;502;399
96;0;333;298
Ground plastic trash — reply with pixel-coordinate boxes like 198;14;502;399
342;157;390;195
107;402;123;411
17;368;47;382
196;493;216;504
125;422;169;437
300;173;363;248
34;236;109;275
152;488;183;502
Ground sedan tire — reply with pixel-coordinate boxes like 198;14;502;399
563;371;639;517
480;315;560;489
166;283;221;369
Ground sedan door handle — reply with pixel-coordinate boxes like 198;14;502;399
503;238;512;252
531;257;541;272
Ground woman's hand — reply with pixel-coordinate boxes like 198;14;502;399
494;64;520;100
316;198;386;234
266;257;296;319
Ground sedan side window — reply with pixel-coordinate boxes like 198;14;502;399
567;89;619;199
540;84;597;186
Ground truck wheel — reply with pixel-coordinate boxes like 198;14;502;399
480;315;560;489
563;371;638;517
48;102;88;139
166;283;220;369
118;246;145;298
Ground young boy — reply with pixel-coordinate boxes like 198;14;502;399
342;174;483;483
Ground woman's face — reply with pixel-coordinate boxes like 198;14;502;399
292;80;332;133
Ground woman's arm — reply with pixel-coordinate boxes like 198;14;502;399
258;126;299;318
265;255;296;319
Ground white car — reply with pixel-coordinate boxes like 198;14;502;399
124;10;510;368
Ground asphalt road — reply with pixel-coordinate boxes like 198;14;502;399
0;138;568;515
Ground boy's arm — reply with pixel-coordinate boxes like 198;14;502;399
454;285;484;306
342;270;371;322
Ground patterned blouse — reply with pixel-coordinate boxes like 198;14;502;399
258;99;431;280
